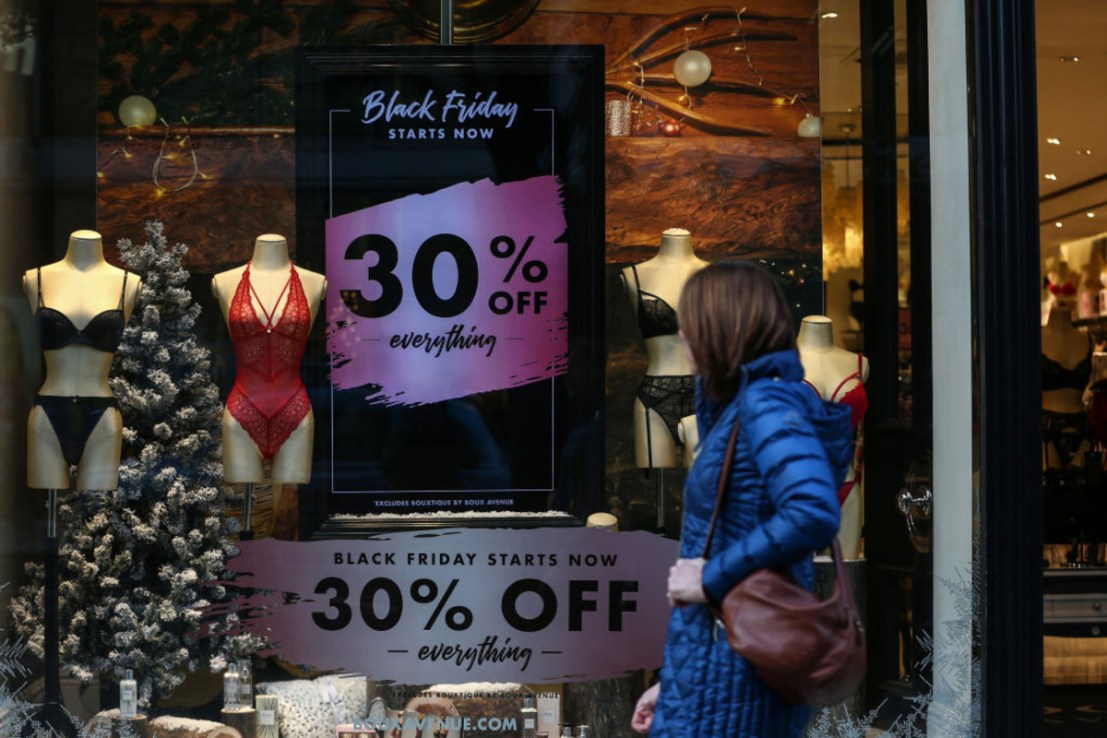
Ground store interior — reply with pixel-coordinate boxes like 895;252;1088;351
822;0;1107;732
1037;1;1107;734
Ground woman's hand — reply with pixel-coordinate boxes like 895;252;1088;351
667;557;707;606
631;682;660;733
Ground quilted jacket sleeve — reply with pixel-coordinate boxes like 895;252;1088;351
700;381;841;602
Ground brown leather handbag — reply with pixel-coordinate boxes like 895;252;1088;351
701;418;866;707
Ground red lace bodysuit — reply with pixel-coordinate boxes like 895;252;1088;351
805;355;868;505
227;263;312;459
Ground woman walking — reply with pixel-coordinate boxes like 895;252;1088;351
632;261;853;736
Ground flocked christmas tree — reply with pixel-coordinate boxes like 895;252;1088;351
11;220;262;706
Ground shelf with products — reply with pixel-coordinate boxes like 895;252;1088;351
1072;315;1107;340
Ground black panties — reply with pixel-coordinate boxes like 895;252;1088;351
1042;409;1090;470
34;395;119;467
636;375;695;467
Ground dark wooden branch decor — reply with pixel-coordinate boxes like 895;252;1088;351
604;5;816;135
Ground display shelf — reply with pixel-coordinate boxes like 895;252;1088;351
1044;568;1107;637
1072;315;1107;338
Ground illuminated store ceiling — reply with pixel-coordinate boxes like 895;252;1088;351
1037;0;1107;247
818;0;1106;249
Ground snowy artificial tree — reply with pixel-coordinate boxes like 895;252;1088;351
10;220;262;706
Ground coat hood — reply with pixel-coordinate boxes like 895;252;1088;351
696;349;854;489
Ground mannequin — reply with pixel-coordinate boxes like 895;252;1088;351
796;315;869;559
1080;250;1105;318
676;414;699;469
620;229;709;469
23;230;142;490
212;234;326;485
1041;303;1092;469
1045;259;1076;325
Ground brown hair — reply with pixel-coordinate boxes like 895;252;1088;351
678;260;796;400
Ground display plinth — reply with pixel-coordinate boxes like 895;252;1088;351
220;708;256;737
111;715;148;738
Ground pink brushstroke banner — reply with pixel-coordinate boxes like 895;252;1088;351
218;529;678;684
326;176;568;406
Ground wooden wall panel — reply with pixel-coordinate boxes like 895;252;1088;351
97;1;819;262
606;137;821;262
96;130;294;270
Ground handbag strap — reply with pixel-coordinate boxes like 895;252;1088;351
701;416;742;559
698;409;854;594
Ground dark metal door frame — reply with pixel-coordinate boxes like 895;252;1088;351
971;0;1043;734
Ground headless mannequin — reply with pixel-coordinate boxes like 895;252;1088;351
23;230;142;490
1044;260;1076;325
677;414;699;469
1041;305;1092;473
620;229;709;468
1081;252;1105;318
212;235;327;485
796;315;869;559
1042;305;1090;415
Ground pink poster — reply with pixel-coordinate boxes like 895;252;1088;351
221;529;678;684
326;176;569;406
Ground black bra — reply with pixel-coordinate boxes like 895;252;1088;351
630;265;679;339
35;267;128;353
1041;347;1092;392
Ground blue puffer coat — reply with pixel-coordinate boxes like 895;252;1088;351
649;349;854;738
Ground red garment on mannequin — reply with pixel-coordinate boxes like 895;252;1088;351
804;354;868;505
226;263;312;459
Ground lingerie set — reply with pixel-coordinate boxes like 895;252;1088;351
629;265;695;467
33;268;128;467
226;262;312;459
1041;340;1093;469
803;355;868;505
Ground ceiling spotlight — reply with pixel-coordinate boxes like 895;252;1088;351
1056;222;1064;228
1089;212;1097;219
1059;55;1080;62
1078;149;1093;156
1045;173;1058;180
1047;137;1061;145
821;12;839;19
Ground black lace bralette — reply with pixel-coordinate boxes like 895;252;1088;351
630;264;679;339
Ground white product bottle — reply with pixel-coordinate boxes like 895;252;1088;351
236;658;253;709
223;662;241;711
119;669;137;720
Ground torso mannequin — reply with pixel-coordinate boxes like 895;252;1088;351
1042;306;1091;415
796;315;869;559
620;229;709;469
1080;252;1105;318
212;235;327;484
1041;306;1092;471
22;230;142;490
677;414;699;469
